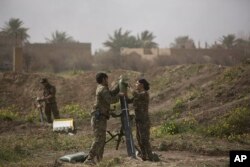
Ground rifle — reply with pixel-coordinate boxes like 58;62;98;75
34;97;45;123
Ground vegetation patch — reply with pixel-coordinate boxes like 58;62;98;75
61;104;90;120
204;107;250;139
0;136;31;165
156;133;250;155
24;110;38;123
151;76;171;92
0;106;19;121
222;66;244;81
172;98;186;115
153;117;198;137
184;64;204;77
98;157;122;167
58;70;85;77
0;129;93;166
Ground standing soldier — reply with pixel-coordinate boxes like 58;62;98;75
129;79;159;161
85;72;119;165
39;78;60;123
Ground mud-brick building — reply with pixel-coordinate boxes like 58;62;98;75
121;47;250;66
0;33;16;70
0;33;92;72
23;43;92;72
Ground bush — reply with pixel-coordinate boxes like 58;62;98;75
173;99;186;114
154;117;198;137
206;107;250;137
24;111;37;123
223;67;243;81
0;106;19;121
61;104;90;120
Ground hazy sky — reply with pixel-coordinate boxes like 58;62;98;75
0;0;250;52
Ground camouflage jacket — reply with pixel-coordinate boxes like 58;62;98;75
43;84;57;104
131;90;150;122
93;84;119;117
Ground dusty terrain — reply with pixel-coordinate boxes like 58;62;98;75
1;62;250;166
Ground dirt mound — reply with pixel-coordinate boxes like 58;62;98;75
145;63;250;125
0;70;141;112
1;64;250;166
1;63;250;124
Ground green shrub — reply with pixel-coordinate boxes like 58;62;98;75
173;99;185;114
24;111;38;123
223;67;243;81
155;118;198;137
206;107;250;137
0;106;19;121
61;104;90;120
227;107;250;133
0;142;30;165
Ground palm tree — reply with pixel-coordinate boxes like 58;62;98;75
137;30;158;48
103;28;138;53
45;31;75;43
1;18;30;44
219;34;236;49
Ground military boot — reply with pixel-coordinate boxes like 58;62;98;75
84;158;96;165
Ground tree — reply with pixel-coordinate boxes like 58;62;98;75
137;30;158;48
45;30;75;43
219;34;237;49
234;37;250;49
103;28;138;53
104;29;159;52
170;36;195;49
1;18;30;44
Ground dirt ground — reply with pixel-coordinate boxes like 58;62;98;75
0;121;229;167
1;63;250;166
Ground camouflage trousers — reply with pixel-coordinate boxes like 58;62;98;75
136;121;154;160
44;102;60;123
88;115;107;162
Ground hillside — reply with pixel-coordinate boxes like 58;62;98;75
0;62;250;166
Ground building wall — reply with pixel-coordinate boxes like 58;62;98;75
170;48;249;65
24;43;92;72
1;33;92;71
121;47;250;65
0;32;20;46
120;47;171;60
0;33;15;70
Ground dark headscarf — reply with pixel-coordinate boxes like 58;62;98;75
138;79;150;91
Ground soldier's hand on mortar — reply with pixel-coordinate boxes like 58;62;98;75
119;92;125;96
37;97;44;101
128;86;134;92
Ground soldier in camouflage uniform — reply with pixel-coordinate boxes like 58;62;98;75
85;72;119;165
39;78;60;123
129;79;158;161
